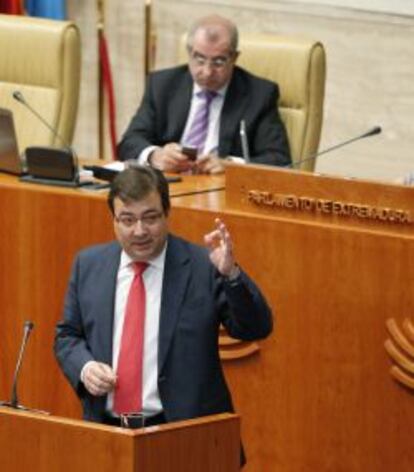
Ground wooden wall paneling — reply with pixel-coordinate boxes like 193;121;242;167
169;198;414;471
0;179;113;417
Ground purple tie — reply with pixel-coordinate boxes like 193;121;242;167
184;90;217;153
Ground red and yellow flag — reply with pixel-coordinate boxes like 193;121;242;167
99;31;117;160
0;0;24;14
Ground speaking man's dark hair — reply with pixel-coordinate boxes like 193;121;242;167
107;166;170;215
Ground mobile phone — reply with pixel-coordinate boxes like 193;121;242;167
181;146;198;161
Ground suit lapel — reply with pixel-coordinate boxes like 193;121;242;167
168;70;193;140
219;68;249;156
95;243;121;366
158;235;191;373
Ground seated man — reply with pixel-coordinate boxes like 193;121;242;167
117;14;291;174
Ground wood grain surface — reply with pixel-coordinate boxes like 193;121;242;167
0;408;239;471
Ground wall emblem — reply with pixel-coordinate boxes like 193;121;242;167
385;318;414;389
219;327;260;360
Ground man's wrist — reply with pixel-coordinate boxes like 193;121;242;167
147;151;155;167
80;360;94;384
224;265;241;285
148;148;163;169
138;145;158;166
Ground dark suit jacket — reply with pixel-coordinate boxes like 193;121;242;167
54;234;273;424
117;65;291;166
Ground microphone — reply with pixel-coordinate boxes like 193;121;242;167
0;320;34;409
286;126;382;169
12;90;80;183
239;119;250;163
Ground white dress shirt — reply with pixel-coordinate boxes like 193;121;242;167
105;246;166;416
138;83;228;164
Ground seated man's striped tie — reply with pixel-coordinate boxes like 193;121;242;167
184;90;217;153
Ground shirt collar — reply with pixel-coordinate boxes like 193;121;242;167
193;82;228;99
119;240;168;272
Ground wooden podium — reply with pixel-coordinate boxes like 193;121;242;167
0;408;239;471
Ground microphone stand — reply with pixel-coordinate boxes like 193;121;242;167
286;126;382;170
240;119;250;163
12;91;80;184
0;321;49;414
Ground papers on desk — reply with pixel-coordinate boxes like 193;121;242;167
103;161;126;171
226;156;247;165
80;161;125;179
83;161;182;184
81;162;122;183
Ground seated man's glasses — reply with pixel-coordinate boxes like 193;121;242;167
190;51;233;69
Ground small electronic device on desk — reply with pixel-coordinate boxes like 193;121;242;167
181;146;198;161
83;163;182;184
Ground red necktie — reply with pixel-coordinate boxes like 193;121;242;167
113;261;148;414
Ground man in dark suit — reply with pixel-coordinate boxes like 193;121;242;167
117;14;291;174
54;166;272;430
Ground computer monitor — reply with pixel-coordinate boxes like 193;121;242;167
0;108;24;176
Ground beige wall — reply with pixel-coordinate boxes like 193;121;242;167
69;0;414;183
296;0;414;15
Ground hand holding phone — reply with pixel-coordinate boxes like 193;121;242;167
181;146;198;161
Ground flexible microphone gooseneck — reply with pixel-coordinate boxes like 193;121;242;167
286;126;382;170
239;119;250;163
0;321;50;414
12;90;80;182
0;321;34;409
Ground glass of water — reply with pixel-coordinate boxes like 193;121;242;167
120;412;146;429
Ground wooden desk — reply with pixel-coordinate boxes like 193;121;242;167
1;166;414;471
0;408;240;472
0;170;224;197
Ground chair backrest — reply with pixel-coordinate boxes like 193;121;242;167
0;14;80;153
179;32;326;170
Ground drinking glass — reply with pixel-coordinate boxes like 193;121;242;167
120;412;146;429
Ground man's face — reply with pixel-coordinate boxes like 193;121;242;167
113;190;168;261
188;29;238;91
